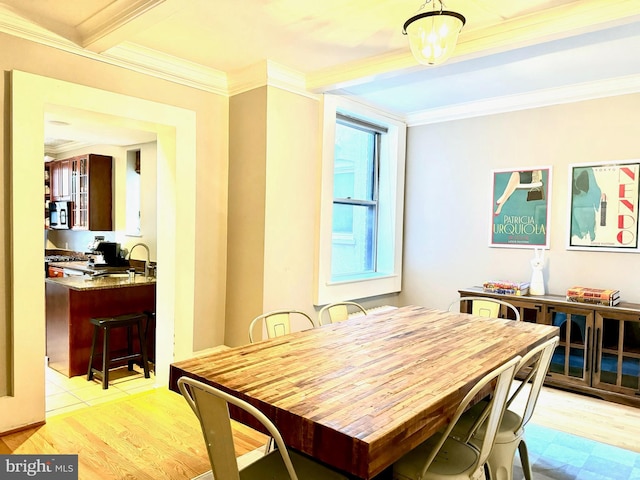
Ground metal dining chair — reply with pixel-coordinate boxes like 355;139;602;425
392;355;520;480
177;376;348;480
248;309;315;343
456;336;560;480
318;301;367;325
448;296;521;321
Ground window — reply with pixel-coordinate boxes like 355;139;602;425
315;96;406;305
331;114;386;279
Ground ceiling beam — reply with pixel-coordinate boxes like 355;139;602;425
78;0;182;53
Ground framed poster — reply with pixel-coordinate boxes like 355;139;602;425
490;167;551;248
568;160;640;252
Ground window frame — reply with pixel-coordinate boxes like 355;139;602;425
315;95;406;305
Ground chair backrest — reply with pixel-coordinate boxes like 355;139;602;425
248;309;315;343
178;376;300;480
318;301;367;325
448;296;521;321
416;355;520;479
507;336;559;430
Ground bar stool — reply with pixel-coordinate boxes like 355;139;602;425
87;312;150;389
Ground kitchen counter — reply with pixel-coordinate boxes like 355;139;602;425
46;273;156;377
46;274;156;291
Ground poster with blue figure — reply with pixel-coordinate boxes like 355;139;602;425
491;167;551;248
569;161;640;251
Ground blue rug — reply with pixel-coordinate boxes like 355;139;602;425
513;423;640;480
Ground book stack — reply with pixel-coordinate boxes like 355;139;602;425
483;281;530;296
566;286;620;306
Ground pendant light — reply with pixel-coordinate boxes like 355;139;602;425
402;0;465;66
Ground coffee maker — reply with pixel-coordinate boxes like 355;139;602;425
95;242;120;266
87;236;123;266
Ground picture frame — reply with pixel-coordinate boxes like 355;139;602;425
567;160;640;252
490;166;551;248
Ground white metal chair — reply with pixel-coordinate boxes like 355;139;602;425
457;336;559;480
318;301;367;325
448;296;521;322
248;309;315;343
177;376;348;480
392;355;520;480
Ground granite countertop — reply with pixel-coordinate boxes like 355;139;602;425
45;274;156;291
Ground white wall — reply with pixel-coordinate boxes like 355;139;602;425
400;93;640;309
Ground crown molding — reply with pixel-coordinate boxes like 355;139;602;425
227;60;317;100
2;1;639;110
44;140;92;156
405;74;640;126
103;42;228;95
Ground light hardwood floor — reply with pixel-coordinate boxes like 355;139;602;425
1;386;268;479
1;384;638;479
522;384;640;454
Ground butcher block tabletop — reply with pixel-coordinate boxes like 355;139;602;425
169;305;558;479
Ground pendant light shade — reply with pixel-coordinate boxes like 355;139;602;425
403;5;465;66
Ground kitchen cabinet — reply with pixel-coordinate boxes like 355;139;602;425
50;158;71;201
459;287;640;407
70;154;113;230
48;154;113;230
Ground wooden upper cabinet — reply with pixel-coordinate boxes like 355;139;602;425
50;158;71;201
72;154;113;231
50;154;113;231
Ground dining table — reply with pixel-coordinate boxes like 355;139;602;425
169;305;558;479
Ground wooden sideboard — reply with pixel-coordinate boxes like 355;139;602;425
459;287;640;407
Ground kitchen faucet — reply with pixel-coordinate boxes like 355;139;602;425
128;243;151;277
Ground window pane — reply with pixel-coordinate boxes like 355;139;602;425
334;123;374;201
331;204;375;277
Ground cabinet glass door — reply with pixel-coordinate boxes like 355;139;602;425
71;157;89;230
593;313;640;394
509;300;544;324
547;306;593;388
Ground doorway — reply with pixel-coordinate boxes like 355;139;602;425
4;70;198;433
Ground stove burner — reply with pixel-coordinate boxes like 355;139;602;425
45;255;87;262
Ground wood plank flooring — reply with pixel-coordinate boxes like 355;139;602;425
1;387;268;479
1;384;638;479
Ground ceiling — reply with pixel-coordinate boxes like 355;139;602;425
2;0;640;146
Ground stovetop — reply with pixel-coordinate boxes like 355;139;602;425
45;255;87;262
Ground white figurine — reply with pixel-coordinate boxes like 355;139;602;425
529;247;546;296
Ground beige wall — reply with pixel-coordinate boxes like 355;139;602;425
224;86;400;346
225;88;268;346
401;93;640;309
0;32;228;404
263;87;319;317
225;86;335;346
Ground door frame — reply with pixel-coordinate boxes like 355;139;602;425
2;70;197;432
